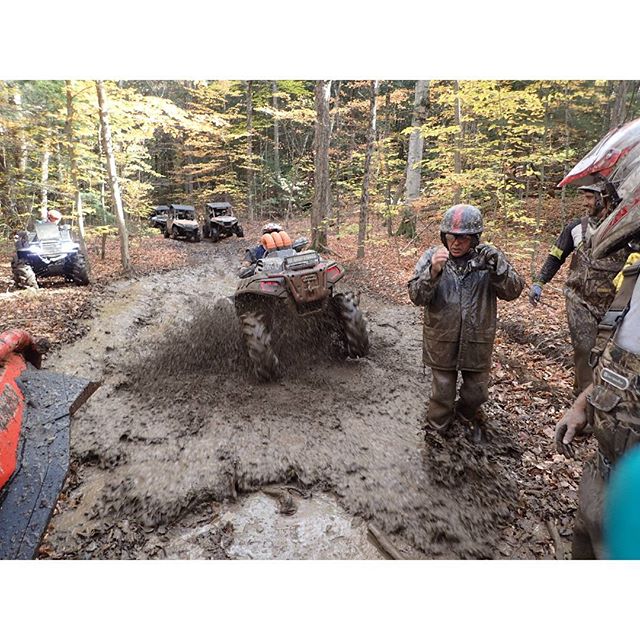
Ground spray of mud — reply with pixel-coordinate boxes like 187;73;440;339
44;260;527;559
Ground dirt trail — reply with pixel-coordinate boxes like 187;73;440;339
43;238;528;559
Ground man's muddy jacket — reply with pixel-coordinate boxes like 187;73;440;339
408;244;524;372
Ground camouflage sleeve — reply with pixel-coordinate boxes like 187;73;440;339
407;247;440;307
536;219;581;284
489;248;525;301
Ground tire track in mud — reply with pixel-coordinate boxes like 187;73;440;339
43;239;523;559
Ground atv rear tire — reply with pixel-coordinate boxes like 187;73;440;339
332;292;369;358
240;312;280;381
163;228;170;238
202;223;211;239
210;226;221;243
66;252;90;286
11;258;38;290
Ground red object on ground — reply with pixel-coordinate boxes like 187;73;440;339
0;349;27;490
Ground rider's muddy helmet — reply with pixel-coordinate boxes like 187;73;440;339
262;222;283;234
440;204;483;248
559;117;640;259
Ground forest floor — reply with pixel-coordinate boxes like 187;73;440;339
0;203;593;559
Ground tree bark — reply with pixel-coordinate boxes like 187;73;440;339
96;80;130;272
397;80;429;237
66;81;91;272
611;80;629;128
453;80;463;204
357;81;379;259
272;81;281;204
40;143;50;219
311;80;332;252
246;81;256;220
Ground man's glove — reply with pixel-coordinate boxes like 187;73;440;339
529;283;543;305
477;245;507;275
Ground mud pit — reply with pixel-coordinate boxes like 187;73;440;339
42;239;528;559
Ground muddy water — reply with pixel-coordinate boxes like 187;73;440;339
43;239;523;560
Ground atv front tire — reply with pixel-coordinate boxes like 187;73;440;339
66;252;90;286
163;228;170;238
11;258;38;290
202;223;211;239
240;312;280;381
235;224;244;238
332;292;369;358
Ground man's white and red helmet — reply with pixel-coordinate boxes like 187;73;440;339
47;209;62;224
559;117;640;258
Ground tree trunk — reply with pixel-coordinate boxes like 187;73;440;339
397;80;429;237
246;81;256;220
40;143;50;219
357;81;379;259
66;81;91;272
453;80;463;204
311;80;332;252
611;80;629;128
96;80;130;272
561;82;570;223
272;81;281;204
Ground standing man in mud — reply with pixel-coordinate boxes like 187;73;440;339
529;184;631;396
408;204;524;443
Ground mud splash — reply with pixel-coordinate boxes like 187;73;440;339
42;240;527;560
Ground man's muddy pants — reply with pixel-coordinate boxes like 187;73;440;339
572;457;605;559
426;368;490;431
566;298;598;397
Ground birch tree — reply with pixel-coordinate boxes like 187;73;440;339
397;80;429;237
66;81;90;272
96;80;130;271
311;80;332;252
357;80;379;259
246;81;256;220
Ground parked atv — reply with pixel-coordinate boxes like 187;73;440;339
12;221;89;290
202;202;244;242
164;204;201;242
149;205;169;233
234;232;369;381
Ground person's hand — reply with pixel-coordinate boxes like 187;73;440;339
529;283;543;305
430;247;449;277
477;244;507;274
554;399;589;458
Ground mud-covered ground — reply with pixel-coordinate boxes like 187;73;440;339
36;237;572;559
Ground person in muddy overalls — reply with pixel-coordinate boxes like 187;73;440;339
529;183;631;396
553;115;640;559
408;204;524;443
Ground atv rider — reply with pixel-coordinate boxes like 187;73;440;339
408;204;524;442
41;209;63;224
553;115;640;559
529;183;631;395
239;222;285;276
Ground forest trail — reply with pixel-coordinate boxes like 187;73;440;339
41;238;561;559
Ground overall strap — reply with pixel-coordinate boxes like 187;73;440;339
590;262;640;366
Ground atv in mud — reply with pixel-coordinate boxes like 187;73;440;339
202;201;244;242
11;221;89;290
149;205;169;233
164;204;201;242
234;231;369;381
